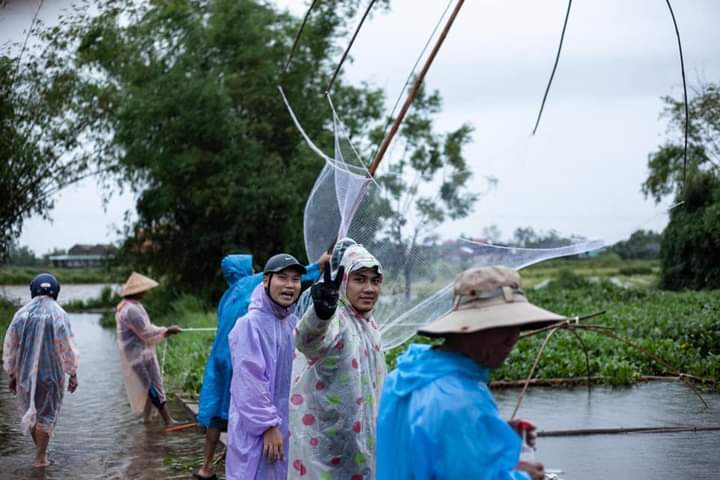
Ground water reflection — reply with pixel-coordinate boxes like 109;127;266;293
0;313;212;479
494;383;720;479
1;311;717;479
0;284;118;306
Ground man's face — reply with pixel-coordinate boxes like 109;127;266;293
263;268;302;307
465;326;521;369
345;267;383;313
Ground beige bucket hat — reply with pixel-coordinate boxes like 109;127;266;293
418;266;565;337
121;272;159;297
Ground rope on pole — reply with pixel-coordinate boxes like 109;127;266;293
531;0;572;135
664;0;689;194
325;0;379;95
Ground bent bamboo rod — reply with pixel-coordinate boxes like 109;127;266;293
368;0;465;176
538;425;720;437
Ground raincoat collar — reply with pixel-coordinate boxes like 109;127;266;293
222;254;254;286
249;283;295;320
391;344;490;397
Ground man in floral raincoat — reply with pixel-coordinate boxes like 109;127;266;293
289;244;385;479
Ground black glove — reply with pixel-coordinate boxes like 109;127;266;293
311;266;345;320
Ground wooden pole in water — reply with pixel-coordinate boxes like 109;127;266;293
368;0;466;176
539;425;720;437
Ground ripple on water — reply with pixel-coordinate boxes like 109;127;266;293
0;313;217;479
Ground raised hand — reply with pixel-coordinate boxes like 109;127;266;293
311;266;345;320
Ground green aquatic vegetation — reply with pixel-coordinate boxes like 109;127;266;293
386;280;720;389
125;277;718;397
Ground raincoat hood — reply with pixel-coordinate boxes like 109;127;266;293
390;344;490;397
249;283;295;320
338;244;383;304
222;254;254;286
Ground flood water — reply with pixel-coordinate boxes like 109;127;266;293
494;383;720;479
1;309;718;479
0;284;117;306
0;313;209;479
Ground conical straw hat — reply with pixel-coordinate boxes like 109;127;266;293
121;272;159;297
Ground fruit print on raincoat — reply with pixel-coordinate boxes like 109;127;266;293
2;296;79;434
289;244;386;480
226;283;299;480
198;254;320;428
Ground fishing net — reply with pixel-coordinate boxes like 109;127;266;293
281;89;604;351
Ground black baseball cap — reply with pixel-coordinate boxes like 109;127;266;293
263;253;307;275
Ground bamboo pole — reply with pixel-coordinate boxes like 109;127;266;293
538;425;720;437
368;0;465;176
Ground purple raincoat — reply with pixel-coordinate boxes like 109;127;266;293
226;283;298;480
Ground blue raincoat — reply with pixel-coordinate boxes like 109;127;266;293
197;255;320;428
377;344;530;480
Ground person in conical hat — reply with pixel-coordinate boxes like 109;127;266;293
377;266;566;480
115;272;183;425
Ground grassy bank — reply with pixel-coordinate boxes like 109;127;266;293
386;273;719;389
0;297;18;356
0;266;117;284
97;261;718;398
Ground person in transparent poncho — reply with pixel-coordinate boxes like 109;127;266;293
115;272;183;425
289;244;386;479
3;273;79;468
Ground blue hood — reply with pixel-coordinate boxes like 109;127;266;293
390;344;490;397
221;254;253;286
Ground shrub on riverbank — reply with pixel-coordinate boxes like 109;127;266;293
0;266;116;284
387;279;720;389
0;297;18;354
108;272;718;398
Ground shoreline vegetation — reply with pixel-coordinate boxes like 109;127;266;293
1;259;718;395
0;266;117;285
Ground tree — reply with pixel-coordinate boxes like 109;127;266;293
511;226;576;249
644;83;720;289
12;0;399;297
0;50;94;262
611;229;661;260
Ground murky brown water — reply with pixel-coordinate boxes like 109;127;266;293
0;313;214;479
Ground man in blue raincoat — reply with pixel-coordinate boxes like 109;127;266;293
377;266;566;480
194;252;327;480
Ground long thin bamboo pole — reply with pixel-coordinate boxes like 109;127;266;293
368;0;465;176
539;425;720;437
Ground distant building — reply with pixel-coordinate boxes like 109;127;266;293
48;244;116;268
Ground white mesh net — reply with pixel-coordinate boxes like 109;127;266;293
281;89;604;351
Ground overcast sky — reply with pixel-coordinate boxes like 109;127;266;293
3;0;719;255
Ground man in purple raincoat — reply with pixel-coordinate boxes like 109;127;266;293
226;253;306;480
